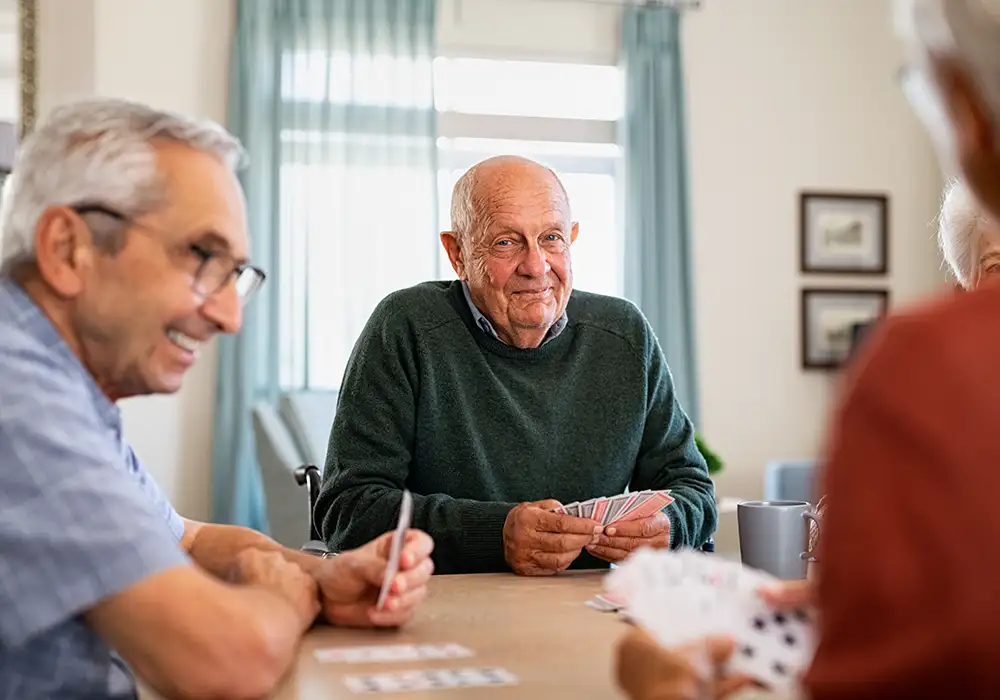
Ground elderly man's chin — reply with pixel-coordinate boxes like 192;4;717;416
148;339;199;394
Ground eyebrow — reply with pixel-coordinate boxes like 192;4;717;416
191;230;248;264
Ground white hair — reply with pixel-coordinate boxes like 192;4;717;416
895;0;1000;134
938;178;986;287
0;97;245;274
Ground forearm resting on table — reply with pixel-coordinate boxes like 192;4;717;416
86;566;310;700
182;518;327;579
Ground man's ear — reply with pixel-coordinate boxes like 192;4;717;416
33;206;93;298
439;230;466;279
570;222;580;245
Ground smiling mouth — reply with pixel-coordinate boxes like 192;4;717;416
514;288;552;296
167;329;203;355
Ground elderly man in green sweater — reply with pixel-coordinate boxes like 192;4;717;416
316;155;716;575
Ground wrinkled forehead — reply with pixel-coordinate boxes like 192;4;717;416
474;169;571;232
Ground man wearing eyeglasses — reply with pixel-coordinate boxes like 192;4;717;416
0;98;434;700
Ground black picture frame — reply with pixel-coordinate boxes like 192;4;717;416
801;287;889;370
800;191;889;275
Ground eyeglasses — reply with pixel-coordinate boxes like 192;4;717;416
71;203;266;305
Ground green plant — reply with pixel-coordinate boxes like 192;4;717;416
695;433;724;475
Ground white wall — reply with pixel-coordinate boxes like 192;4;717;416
35;0;945;531
683;1;945;549
38;0;235;521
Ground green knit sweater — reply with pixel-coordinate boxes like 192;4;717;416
317;280;716;574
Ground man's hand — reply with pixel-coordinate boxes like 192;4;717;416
586;512;670;563
615;627;756;700
234;549;321;629
503;499;602;576
314;529;434;628
758;579;814;610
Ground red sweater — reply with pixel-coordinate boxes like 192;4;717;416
803;281;1000;699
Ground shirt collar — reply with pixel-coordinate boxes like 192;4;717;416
460;280;568;345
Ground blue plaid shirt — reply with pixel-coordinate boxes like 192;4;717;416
0;277;190;699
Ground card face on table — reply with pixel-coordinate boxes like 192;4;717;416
315;643;473;664
553;490;672;526
344;667;519;693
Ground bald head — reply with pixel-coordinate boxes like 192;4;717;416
450;156;570;247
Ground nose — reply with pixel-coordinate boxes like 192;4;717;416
518;241;550;278
201;281;243;334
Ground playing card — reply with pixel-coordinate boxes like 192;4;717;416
344;667;518;693
606;549;816;693
725;600;815;692
315;643;473;664
580;499;596;519
591;497;609;523
586;592;627;612
613;491;673;523
603;494;632;524
376;489;413;610
562;501;580;517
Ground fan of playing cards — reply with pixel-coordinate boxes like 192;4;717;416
554;489;673;525
606;549;817;693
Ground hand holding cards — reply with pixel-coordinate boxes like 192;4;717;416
553;489;674;526
607;549;817;694
502;498;604;576
315;490;432;629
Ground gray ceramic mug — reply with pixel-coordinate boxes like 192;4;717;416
737;500;813;580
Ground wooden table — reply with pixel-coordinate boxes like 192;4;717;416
274;571;627;699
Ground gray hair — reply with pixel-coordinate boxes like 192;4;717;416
0;97;245;274
895;0;1000;134
938;178;986;287
449;156;571;247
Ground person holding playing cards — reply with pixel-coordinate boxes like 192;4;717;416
317;154;717;576
0;99;435;700
616;1;1000;698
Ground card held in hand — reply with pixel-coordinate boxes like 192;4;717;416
376;489;413;611
550;490;673;526
605;549;817;694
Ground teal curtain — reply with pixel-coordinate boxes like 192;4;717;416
620;5;700;426
213;0;438;528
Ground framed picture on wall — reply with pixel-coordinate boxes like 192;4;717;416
801;288;889;370
800;191;889;274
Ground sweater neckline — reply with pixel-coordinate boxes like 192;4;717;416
447;281;571;361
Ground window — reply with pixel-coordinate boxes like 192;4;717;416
280;52;623;390
434;57;624;296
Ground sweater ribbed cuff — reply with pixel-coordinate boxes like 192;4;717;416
458;502;517;573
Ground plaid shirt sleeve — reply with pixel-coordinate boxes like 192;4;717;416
124;444;186;544
0;348;190;649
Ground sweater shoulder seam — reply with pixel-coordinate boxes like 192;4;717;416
569;319;647;367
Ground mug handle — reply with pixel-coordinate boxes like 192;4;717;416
800;510;822;562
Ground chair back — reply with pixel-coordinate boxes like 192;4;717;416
763;459;818;503
278;390;339;467
250;402;314;548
